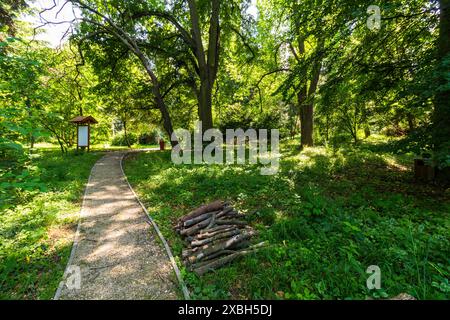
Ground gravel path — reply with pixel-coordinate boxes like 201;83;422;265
57;151;178;300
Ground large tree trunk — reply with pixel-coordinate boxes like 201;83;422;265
198;80;214;131
297;81;312;147
188;0;220;132
433;0;450;153
299;60;321;148
294;34;322;149
300;103;314;147
153;80;177;147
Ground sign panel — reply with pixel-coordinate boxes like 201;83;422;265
78;126;89;147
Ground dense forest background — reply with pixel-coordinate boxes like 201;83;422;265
2;0;449;156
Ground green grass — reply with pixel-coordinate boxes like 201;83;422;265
124;138;450;300
0;149;103;299
90;143;161;151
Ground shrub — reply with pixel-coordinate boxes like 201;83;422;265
138;128;165;145
110;132;137;146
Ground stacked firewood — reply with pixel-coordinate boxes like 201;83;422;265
175;200;266;275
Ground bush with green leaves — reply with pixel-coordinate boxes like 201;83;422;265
110;132;137;146
138;128;165;145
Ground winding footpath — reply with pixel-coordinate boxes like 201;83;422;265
55;151;178;300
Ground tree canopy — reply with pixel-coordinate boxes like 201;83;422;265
1;0;449;161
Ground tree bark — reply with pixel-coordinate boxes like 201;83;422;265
433;0;450;153
187;0;219;131
198;80;214;131
301;54;322;148
193;241;266;275
178;200;224;223
300;103;314;147
296;37;322;149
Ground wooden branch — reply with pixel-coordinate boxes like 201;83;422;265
216;206;233;218
180;216;213;236
131;10;195;48
198;225;234;236
197;226;236;239
179;200;224;223
215;219;248;226
205;212;216;230
230;26;256;61
188;230;256;264
193;242;267;275
189;250;236;270
288;42;300;63
191;229;241;247
255;68;291;87
183;210;219;228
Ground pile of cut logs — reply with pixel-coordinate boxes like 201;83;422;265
175;200;266;275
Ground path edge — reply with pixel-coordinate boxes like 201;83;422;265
120;151;191;300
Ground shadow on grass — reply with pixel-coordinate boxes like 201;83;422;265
124;145;449;300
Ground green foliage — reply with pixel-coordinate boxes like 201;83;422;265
0;149;103;299
111;132;137;146
125;138;449;300
138;128;166;145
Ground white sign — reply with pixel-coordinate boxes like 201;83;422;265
78;126;89;147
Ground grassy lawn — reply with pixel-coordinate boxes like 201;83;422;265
124;137;450;300
0;149;103;299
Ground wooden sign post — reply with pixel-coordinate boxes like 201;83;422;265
69;116;98;152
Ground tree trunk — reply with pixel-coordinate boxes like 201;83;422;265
433;0;450;153
136;52;177;147
300;103;314;147
295;36;322;149
123;120;131;148
154;86;177;147
407;113;416;132
56;136;66;154
198;80;214;131
187;0;219;132
301;51;322;148
297;82;309;148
